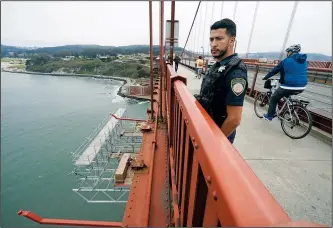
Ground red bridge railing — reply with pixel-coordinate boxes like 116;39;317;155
164;61;325;227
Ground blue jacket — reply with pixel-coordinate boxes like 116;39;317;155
263;53;308;88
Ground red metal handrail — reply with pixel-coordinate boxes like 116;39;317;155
18;210;122;227
244;61;332;73
164;61;326;227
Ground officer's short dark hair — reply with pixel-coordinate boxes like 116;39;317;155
210;18;236;37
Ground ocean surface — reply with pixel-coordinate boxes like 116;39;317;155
1;71;149;227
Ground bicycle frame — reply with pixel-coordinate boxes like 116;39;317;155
276;97;294;123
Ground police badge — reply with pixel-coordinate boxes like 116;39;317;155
218;65;226;72
231;78;246;96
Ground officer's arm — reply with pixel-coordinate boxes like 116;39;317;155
221;106;243;137
221;70;247;137
263;60;284;80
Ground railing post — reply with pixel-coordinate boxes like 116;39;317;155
250;64;259;97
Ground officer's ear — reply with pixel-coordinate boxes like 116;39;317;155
229;36;236;48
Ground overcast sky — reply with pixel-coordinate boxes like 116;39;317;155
1;1;332;56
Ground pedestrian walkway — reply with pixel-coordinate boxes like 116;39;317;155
176;64;332;226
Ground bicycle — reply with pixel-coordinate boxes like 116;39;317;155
254;78;313;139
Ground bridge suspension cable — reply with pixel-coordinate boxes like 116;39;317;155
202;2;208;57
233;1;238;21
220;1;224;18
279;1;299;60
208;2;215;54
246;1;260;58
180;1;201;57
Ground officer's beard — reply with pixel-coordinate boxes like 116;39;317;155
212;49;227;60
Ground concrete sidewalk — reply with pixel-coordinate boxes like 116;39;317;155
176;64;332;226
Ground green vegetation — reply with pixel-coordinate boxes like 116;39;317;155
25;55;150;78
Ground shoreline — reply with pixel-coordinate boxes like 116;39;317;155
2;69;151;102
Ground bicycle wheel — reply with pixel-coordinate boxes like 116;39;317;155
254;92;270;118
280;104;313;139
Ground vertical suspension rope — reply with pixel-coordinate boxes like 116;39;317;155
208;2;215;54
232;1;238;53
220;1;224;19
202;2;208;58
279;1;299;60
246;1;260;58
197;5;203;56
233;1;238;21
180;1;201;57
191;11;198;58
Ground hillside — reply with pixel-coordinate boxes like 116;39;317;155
1;44;184;58
2;44;331;61
24;55;151;79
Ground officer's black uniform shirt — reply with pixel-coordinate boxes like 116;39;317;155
204;53;248;127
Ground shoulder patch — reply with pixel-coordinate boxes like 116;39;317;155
231;78;246;96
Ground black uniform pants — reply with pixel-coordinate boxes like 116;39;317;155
175;62;179;72
227;130;236;144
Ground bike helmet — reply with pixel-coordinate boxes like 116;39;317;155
285;44;301;53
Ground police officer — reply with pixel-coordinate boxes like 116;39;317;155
194;18;248;144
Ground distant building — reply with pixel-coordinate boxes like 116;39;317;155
62;56;75;61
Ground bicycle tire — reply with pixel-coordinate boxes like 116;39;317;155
280;104;313;139
254;92;269;118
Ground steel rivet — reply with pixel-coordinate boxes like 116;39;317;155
194;143;199;149
212;191;218;200
207;176;212;184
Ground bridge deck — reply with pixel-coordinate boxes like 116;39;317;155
177;64;332;226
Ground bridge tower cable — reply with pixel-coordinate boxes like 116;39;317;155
180;1;201;58
279;1;299;60
246;1;260;58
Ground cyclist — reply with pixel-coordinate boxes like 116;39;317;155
262;44;308;121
